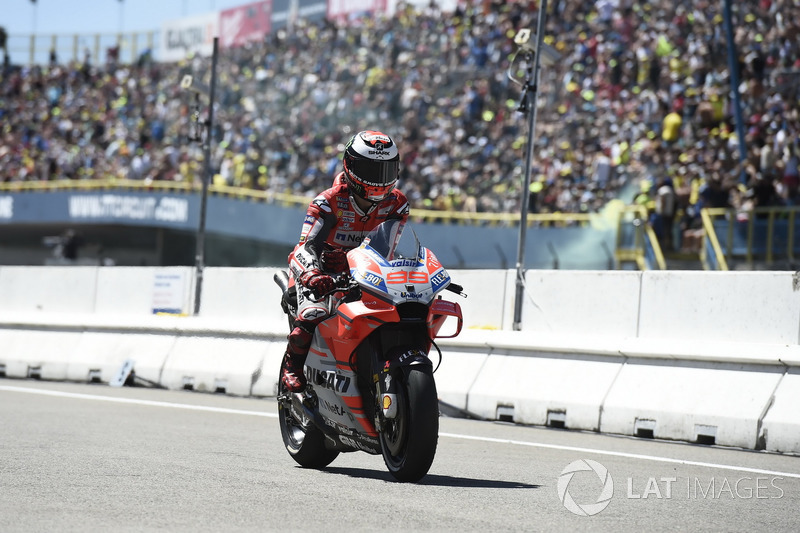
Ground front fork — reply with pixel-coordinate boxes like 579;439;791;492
373;347;432;431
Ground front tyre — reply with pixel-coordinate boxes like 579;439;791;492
277;371;339;469
380;367;439;482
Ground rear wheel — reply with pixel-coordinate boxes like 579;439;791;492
380;367;439;482
277;371;339;469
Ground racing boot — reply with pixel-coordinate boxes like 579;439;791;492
281;351;307;392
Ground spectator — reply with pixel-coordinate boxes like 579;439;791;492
0;0;799;222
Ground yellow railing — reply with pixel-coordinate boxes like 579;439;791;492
700;208;730;271
614;205;666;270
5;31;157;66
701;206;800;269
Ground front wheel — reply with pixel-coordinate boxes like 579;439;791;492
380;367;439;482
277;371;339;469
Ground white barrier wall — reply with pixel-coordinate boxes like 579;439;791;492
1;266;799;454
0;266;99;313
521;270;642;337
638;271;800;344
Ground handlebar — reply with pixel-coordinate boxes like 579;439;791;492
303;274;466;301
445;282;467;297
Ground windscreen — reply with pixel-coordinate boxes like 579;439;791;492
360;219;418;261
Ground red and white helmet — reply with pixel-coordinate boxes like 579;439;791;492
342;130;400;202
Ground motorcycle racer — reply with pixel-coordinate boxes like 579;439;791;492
281;130;410;392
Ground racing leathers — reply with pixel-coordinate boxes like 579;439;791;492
282;172;410;391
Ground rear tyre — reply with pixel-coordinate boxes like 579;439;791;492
277;371;339;469
380;367;439;482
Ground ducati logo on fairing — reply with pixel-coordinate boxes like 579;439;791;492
308;367;351;393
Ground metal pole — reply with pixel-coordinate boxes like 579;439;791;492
512;0;548;331
722;0;748;184
193;36;218;316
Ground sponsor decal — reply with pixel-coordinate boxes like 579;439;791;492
0;197;12;219
68;195;188;222
313;198;332;213
430;270;451;291
307;367;351;393
323;416;355;435
335;232;365;245
320;398;348;418
399;349;427;362
389;259;422;268
338;435;379;454
400;291;424;299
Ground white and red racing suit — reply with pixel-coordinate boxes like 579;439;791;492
285;172;409;358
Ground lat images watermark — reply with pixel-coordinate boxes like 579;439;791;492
558;460;786;516
557;459;614;516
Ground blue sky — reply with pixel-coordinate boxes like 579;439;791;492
0;0;249;35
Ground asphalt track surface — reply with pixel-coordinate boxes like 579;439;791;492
2;378;799;532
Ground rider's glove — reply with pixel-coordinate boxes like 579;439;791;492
299;269;335;297
321;247;348;273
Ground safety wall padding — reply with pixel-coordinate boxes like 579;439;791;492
466;351;623;431
159;336;270;396
0;266;99;313
638;271;800;344
520;270;642;337
760;370;800;453
599;359;785;449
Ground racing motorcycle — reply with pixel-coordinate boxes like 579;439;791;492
273;219;465;482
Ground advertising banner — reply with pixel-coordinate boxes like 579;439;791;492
270;0;327;30
219;1;272;49
326;0;387;22
160;12;219;62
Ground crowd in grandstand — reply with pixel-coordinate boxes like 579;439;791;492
1;0;800;248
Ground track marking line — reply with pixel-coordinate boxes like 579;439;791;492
3;385;799;479
0;385;278;418
439;432;800;479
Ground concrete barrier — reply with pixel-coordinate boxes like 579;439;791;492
95;267;193;316
0;266;98;313
760;370;800;453
638;271;800;344
520;270;641;337
447;269;514;330
2;267;800;454
199;267;285;324
160;335;271;396
599;359;785;449
0;328;83;380
65;331;177;385
466;352;621;431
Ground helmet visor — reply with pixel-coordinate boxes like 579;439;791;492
347;158;399;187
